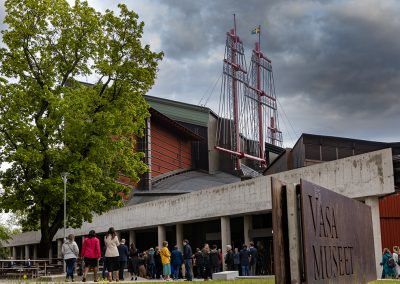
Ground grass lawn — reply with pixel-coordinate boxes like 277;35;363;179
96;280;400;284
107;279;400;284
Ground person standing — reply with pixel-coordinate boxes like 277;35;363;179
160;241;172;281
128;243;138;281
171;245;183;280
104;227;120;282
62;234;79;282
194;248;203;279
154;247;163;280
210;245;221;274
249;242;258;276
147;248;156;279
183;239;193;281
239;244;250;276
117;239;129;280
233;248;240;275
394;246;400;278
224;245;235;271
81;230;101;282
380;248;396;279
202;244;211;281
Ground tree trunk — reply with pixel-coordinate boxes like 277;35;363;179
37;205;63;259
38;237;52;259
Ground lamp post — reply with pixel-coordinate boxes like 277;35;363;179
61;172;68;273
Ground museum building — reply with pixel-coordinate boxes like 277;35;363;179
5;96;400;276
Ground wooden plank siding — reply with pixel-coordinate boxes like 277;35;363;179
151;121;192;177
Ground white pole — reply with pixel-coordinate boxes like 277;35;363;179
61;172;69;273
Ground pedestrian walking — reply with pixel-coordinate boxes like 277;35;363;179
62;234;79;282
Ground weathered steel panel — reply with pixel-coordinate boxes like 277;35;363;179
300;179;376;283
271;178;290;283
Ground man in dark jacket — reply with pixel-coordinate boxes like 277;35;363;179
147;248;156;279
224;245;235;271
171;245;183;280
183;239;193;281
194;248;203;278
154;247;163;279
239;244;250;276
117;239;129;280
249;241;258;276
210;245;221;274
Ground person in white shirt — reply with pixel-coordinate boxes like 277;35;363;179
104;227;120;282
393;246;400;278
62;234;79;282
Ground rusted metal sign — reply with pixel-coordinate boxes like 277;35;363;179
300;179;376;283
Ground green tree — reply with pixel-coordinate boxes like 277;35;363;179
0;0;163;257
0;221;20;258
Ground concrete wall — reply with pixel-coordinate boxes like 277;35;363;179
6;148;394;246
273;148;394;199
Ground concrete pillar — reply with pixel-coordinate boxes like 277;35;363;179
129;230;136;246
176;223;183;251
12;246;17;260
243;215;252;246
158;225;166;248
25;245;30;260
220;216;231;271
365;197;382;278
49;245;53;263
57;239;63;260
33;245;38;260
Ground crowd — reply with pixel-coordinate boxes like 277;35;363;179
62;227;262;282
380;246;400;279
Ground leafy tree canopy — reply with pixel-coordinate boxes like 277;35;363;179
0;0;163;256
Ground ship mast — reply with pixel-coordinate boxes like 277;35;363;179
215;19;282;172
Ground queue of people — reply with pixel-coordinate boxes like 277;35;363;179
381;246;400;279
63;227;263;282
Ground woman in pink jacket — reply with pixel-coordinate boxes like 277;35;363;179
81;230;101;282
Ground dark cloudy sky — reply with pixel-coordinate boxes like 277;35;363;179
1;0;400;147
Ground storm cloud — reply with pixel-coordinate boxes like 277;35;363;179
1;0;400;146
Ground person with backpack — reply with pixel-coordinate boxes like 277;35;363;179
380;248;396;279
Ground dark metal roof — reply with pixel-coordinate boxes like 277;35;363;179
126;170;240;205
149;108;202;140
145;95;218;127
